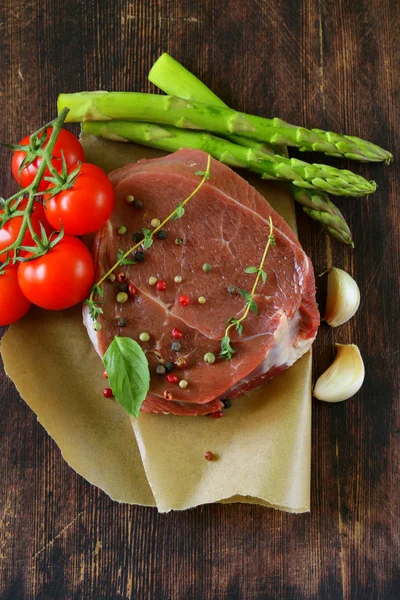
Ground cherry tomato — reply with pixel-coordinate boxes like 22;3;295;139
18;236;95;310
0;265;31;326
0;200;53;262
44;163;114;235
11;129;84;192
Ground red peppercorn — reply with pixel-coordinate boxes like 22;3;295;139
156;280;167;291
204;451;214;461
211;410;223;419
172;327;183;339
103;388;113;398
179;295;190;306
164;390;173;400
175;357;188;369
128;283;137;296
117;272;126;283
166;374;179;384
103;370;108;379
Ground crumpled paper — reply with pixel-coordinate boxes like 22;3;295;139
0;136;312;513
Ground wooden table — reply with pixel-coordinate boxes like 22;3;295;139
0;1;398;598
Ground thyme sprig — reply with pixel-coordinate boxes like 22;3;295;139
86;154;212;322
0;108;70;264
220;216;276;360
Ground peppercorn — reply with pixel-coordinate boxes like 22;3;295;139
175;237;184;246
179;379;189;389
134;251;145;263
151;218;161;228
171;341;182;352
222;399;232;409
172;328;183;339
157;229;168;240
198;296;206;304
117;272;126;283
156;280;167;292
133;199;143;209
118;282;129;292
156;365;166;376
103;388;113;398
165;361;175;373
117;225;127;235
128;283;137;296
108;273;116;283
202;263;212;273
228;285;237;295
166;374;179;384
125;194;134;204
204;450;214;461
211;410;223;419
139;332;150;342
179;295;190;306
164;390;173;400
132;231;143;243
204;352;216;364
175;357;188;369
116;292;128;304
148;276;157;286
174;275;183;283
117;317;127;327
103;370;108;379
93;321;102;331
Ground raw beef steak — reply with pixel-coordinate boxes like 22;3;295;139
84;149;320;415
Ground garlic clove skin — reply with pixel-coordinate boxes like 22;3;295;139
313;344;365;402
324;267;360;327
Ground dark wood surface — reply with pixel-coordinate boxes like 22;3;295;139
0;1;399;598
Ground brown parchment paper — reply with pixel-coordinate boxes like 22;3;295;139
0;135;312;513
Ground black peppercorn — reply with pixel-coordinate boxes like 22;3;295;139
134;251;145;263
227;285;237;295
117;318;127;327
156;365;166;376
132;231;143;243
222;398;232;409
157;229;168;240
171;341;182;352
165;361;175;373
118;282;129;292
133;199;143;209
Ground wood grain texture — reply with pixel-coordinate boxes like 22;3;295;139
0;0;399;598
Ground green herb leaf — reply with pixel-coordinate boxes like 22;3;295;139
244;266;258;274
195;170;211;180
142;227;153;250
268;234;276;246
248;298;258;314
260;269;267;284
219;335;236;360
103;337;150;418
239;288;251;301
172;203;185;220
117;248;136;265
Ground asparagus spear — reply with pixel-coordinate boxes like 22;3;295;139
149;53;353;245
59;91;392;164
82;121;374;198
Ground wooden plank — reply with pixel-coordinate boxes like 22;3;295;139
0;0;398;597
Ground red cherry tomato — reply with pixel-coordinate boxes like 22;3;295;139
11;129;84;192
18;236;95;310
0;265;31;326
44;163;114;235
0;200;53;262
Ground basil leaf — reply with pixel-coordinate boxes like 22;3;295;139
103;337;150;418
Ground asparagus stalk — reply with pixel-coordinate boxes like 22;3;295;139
58;91;392;164
149;53;353;245
82;121;375;198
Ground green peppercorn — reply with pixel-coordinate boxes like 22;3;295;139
139;332;150;342
179;379;189;389
116;292;128;304
132;231;143;243
117;225;127;235
171;341;182;352
157;229;168;240
92;321;102;331
198;296;206;304
204;352;216;364
202;263;213;273
175;237;184;246
148;276;157;286
227;285;237;295
108;273;116;283
156;365;166;376
134;251;145;263
151;218;161;228
174;275;183;283
133;199;143;209
125;194;134;204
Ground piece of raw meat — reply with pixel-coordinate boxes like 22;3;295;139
83;149;319;415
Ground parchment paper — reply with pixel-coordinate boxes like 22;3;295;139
0;136;312;513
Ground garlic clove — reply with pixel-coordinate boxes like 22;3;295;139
313;343;365;402
324;267;360;327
